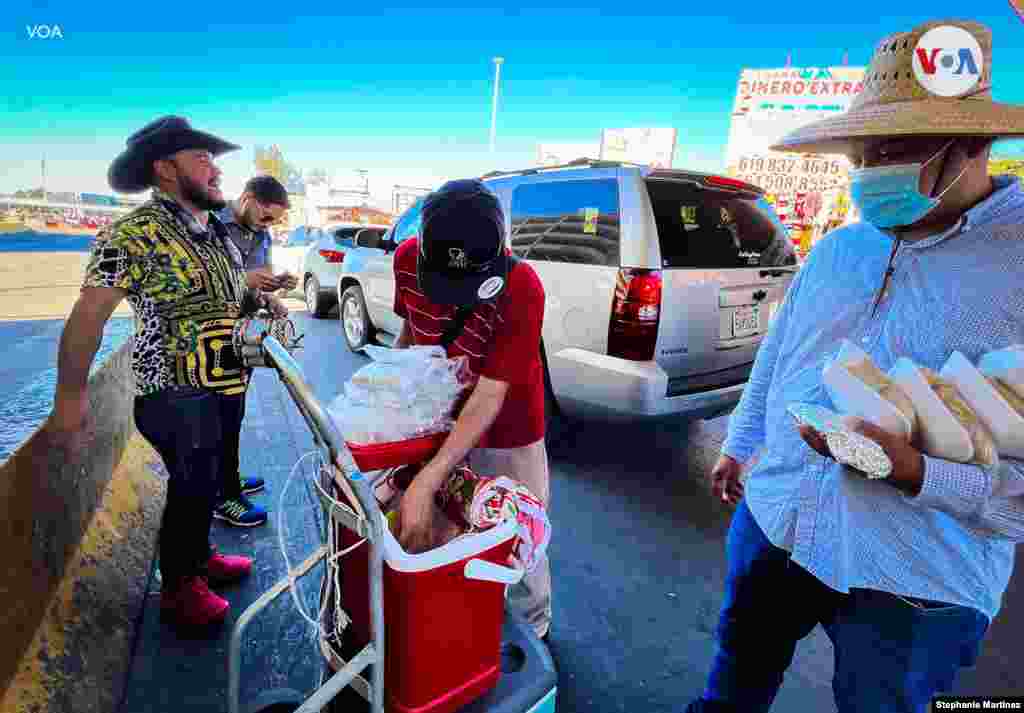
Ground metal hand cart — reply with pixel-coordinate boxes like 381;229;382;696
227;328;557;713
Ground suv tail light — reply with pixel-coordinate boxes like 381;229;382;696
608;269;662;361
704;175;758;192
319;249;346;263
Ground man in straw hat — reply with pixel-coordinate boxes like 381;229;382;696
689;19;1024;712
48;116;287;632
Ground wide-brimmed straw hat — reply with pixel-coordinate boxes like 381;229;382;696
108;115;240;193
771;19;1024;155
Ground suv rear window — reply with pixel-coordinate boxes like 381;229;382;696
646;180;796;269
510;178;620;267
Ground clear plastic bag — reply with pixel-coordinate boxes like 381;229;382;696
328;345;474;445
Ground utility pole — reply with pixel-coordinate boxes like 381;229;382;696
489;57;504;154
355;169;369;198
41;158;47;202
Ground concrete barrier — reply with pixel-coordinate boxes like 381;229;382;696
0;340;166;713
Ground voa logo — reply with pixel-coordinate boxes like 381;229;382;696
26;25;65;39
912;25;983;97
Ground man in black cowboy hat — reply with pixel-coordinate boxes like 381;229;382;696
48;116;286;631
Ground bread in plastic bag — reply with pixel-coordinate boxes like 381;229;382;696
328;345;473;445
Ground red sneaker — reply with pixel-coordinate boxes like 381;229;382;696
161;576;229;628
205;552;253;586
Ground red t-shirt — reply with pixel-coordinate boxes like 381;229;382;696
393;238;545;449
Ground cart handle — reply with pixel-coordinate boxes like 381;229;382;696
257;335;387;712
465;558;524;585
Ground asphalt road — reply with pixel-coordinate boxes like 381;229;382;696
0;316;132;462
27;306;1007;713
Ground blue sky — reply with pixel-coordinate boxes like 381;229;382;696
2;1;1023;202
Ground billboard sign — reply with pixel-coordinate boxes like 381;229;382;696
599;128;677;168
730;154;847;195
725;66;865;165
732;66;866;114
724;66;866;251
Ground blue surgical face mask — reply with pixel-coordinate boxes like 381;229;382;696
849;141;965;229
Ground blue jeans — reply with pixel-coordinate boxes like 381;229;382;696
134;388;244;586
689;500;989;713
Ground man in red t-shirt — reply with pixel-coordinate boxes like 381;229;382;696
391;178;552;640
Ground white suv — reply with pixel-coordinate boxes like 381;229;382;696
336;160;797;423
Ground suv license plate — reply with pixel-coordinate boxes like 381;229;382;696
733;305;762;337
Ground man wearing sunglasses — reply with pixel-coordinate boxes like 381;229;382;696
211;175;296;527
390;178;553;642
219;175;298;294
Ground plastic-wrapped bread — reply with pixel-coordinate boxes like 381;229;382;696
941;351;1024;461
986;377;1024;417
822;340;917;440
919;368;998;466
844;358;919;438
979;345;1024;388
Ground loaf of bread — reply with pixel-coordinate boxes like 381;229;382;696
987;376;1024;417
845;358;919;437
920;368;998;466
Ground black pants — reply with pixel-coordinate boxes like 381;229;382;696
219;391;246;501
134;388;246;586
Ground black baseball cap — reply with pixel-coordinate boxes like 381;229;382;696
417;179;509;306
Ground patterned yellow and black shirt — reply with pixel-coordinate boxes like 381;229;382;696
83;189;257;396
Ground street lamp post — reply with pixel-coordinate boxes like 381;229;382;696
489;57;504;154
354;169;369;197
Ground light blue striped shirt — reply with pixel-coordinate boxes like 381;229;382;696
723;175;1024;621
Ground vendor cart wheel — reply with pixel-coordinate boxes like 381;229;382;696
340;285;374;352
244;688;305;713
305;275;332;319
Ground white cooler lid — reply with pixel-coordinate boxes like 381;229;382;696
379;513;518;573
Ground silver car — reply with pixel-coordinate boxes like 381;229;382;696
273;225;322;282
302;221;390;317
336;161;797;423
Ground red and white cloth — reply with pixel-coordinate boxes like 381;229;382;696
389;463;551;573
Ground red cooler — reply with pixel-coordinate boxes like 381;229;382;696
332;475;521;713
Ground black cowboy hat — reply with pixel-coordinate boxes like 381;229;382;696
108;115;240;193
